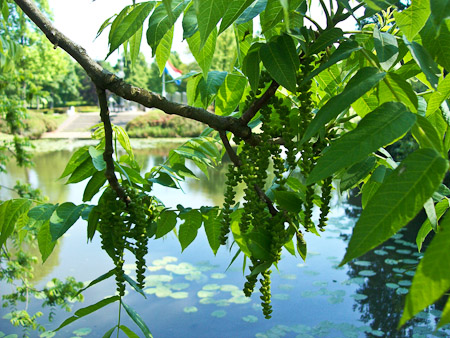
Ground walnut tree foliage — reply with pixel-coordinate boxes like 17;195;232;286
1;0;450;336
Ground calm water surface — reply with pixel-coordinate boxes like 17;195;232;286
0;143;449;338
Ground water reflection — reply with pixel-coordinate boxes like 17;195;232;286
1;144;450;337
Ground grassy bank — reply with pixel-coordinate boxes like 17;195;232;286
0;111;67;139
126;110;205;138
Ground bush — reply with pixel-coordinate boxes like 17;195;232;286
0;112;66;139
126;111;205;138
75;106;99;113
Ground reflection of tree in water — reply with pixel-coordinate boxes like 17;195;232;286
343;194;449;337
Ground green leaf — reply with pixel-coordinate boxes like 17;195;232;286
373;26;398;70
202;208;221;255
308;102;416;184
404;37;440;89
378;72;418;112
123;274;146;298
426;74;450;116
423;197;438;231
89;147;106;171
301;67;386;144
37;221;56;263
300;40;361;86
59;146;90;179
411;115;445;156
83;171;107;202
361;166;387;208
113;125;134;160
102;327;117;338
55;296;120;331
260;34;300;92
274;191;303;213
309;28;344;56
394;0;430;41
339;156;377;191
230;209;251;257
122;302;153;338
187;29;217;78
242;43;263;92
215;74;247;116
296;232;307;261
67;157;98;184
146;0;189;55
400;215;450;327
340;148;449;266
148;172;178;188
197;71;227;107
129;25;143;68
50;202;86;241
416;198;449;252
108;2;155;57
87;206;100;242
0;199;32;248
236;0;268;25
178;209;202;251
420;18;450;72
260;0;283;33
430;0;450;29
119;325;140;338
155;210;178;238
219;0;254;34
155;26;174;75
76;269;115;296
247;230;273;261
182;3;198;39
27;203;58;229
194;0;227;47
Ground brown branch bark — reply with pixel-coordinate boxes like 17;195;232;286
97;87;129;204
219;131;241;167
13;0;252;139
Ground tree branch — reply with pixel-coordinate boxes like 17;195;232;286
240;81;279;125
13;0;252;140
219;131;241;167
97;87;129;204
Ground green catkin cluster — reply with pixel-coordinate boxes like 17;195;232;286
260;270;273;319
220;164;240;245
98;186;156;294
319;177;333;231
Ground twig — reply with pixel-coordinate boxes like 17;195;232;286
96;87;129;204
219;131;241;167
254;185;278;216
240;81;279;125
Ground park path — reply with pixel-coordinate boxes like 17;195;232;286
42;111;146;139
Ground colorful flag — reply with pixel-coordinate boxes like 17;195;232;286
164;60;182;85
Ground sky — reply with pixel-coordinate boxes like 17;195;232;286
46;0;360;66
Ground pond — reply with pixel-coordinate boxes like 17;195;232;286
0;141;449;338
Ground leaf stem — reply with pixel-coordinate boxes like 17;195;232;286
117;298;122;338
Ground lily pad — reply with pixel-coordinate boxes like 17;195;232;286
281;274;297;280
273;293;289;300
279;284;294;291
398;280;412;287
145;274;173;285
358;270;376;277
392;268;406;274
155;286;172;298
231;289;246;298
402;259;419;265
384;259;398;265
242;315;258;323
197;290;215;298
211;310;227;318
183;306;198;313
166;262;196;275
374;249;388;256
185;272;208;283
147;266;164;272
228;296;251;304
405;270;415;276
171;283;190;291
396;249;411;255
220;284;239;292
303;270;320;276
215;299;230;307
199;297;216;305
72;328;92;336
211;273;226;279
386;283;399;289
385;246;396;250
351;293;368;300
312;281;328;287
353;260;372;266
203;284;221;291
396;287;409;295
170;292;189;299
